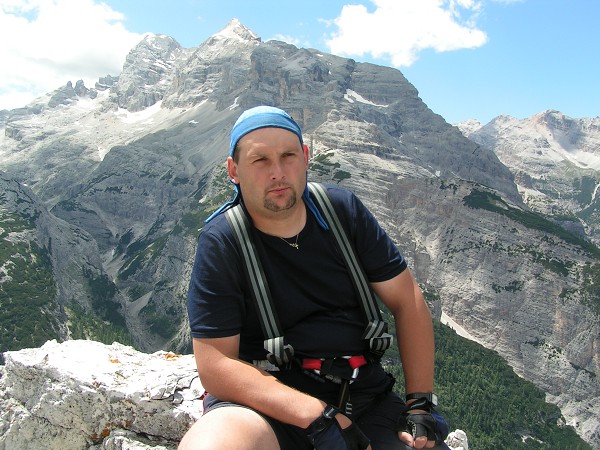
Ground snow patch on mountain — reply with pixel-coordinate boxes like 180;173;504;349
0;89;203;164
344;89;389;108
229;96;240;110
441;312;482;345
115;100;163;124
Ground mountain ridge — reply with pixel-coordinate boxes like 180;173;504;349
458;110;600;245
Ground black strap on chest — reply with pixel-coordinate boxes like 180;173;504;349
307;183;393;357
224;182;392;367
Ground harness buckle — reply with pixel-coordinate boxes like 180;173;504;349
301;355;367;384
253;359;281;372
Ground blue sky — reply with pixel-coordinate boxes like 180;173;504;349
1;0;598;125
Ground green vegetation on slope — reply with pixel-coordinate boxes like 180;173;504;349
581;262;600;315
386;321;590;449
463;188;600;257
0;214;59;353
66;303;134;347
1;210;133;351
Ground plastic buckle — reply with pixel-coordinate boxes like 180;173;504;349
342;356;360;383
303;356;361;384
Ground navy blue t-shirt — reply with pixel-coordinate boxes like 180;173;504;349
187;184;407;361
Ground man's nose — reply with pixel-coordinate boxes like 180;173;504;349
270;160;285;179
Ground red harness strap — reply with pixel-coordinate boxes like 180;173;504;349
302;356;369;411
301;355;368;371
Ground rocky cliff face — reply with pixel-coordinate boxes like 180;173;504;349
0;19;598;447
0;172;129;350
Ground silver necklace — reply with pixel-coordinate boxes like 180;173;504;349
279;233;300;250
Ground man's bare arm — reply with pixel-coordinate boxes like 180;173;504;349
194;336;331;428
371;268;435;395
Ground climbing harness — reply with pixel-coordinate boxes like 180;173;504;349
224;183;394;409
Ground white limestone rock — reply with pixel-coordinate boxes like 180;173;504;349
446;429;469;450
0;340;203;450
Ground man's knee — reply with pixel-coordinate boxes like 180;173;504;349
178;406;280;450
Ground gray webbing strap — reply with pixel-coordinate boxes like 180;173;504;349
225;205;294;366
308;182;393;355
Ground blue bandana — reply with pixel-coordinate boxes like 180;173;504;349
205;106;328;230
229;105;303;156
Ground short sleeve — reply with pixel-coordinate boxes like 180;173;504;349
187;218;247;339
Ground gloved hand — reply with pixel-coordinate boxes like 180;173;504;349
306;405;370;450
397;399;450;448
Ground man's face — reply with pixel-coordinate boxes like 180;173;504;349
228;127;309;219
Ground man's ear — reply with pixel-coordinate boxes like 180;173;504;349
227;156;239;184
303;144;310;165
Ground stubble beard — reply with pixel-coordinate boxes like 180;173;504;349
264;189;297;213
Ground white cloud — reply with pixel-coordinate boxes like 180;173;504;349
325;0;488;67
0;0;144;110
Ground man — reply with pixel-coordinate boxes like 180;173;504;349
180;106;449;449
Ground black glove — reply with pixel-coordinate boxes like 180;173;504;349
306;405;370;450
397;399;450;445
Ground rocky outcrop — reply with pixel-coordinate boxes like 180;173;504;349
117;34;184;112
48;80;97;108
95;75;119;91
163;19;260;110
446;430;469;450
0;340;202;450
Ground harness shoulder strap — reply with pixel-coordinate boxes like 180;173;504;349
225;205;294;366
307;182;393;357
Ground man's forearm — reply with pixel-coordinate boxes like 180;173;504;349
395;292;435;394
198;348;325;428
385;272;436;395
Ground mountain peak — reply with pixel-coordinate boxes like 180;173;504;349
455;118;482;137
212;18;261;43
533;109;565;124
141;33;180;47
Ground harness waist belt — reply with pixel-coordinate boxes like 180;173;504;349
302;355;368;371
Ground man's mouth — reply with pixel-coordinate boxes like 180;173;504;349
268;185;289;195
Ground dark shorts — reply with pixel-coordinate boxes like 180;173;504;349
202;363;413;450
